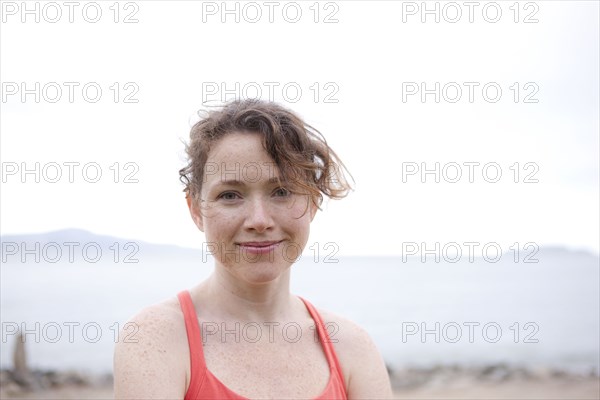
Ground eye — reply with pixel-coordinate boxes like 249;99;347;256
273;187;291;197
217;191;241;201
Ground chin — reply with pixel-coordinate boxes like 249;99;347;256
235;260;292;284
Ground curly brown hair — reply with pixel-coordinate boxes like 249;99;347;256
179;99;353;210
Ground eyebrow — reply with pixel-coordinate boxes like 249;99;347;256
214;176;283;187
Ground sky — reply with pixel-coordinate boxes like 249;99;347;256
1;0;599;256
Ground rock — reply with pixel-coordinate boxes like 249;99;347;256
479;363;511;382
11;333;35;388
1;381;25;396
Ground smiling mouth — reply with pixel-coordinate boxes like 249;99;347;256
237;241;283;254
239;241;282;246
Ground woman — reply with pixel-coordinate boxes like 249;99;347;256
113;99;393;399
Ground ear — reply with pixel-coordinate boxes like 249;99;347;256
186;193;204;232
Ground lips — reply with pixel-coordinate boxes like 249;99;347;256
237;240;283;254
239;241;282;247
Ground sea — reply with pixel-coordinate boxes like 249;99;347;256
1;232;599;376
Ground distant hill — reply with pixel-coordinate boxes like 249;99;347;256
0;228;202;264
1;229;598;265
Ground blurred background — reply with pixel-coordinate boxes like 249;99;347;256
1;1;598;398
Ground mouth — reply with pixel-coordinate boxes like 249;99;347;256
236;240;283;254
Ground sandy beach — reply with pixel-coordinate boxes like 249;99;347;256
2;380;599;400
395;379;600;400
2;365;598;399
391;365;600;399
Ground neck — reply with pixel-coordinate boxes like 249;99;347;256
192;266;296;323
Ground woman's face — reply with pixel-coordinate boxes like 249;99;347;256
187;131;317;284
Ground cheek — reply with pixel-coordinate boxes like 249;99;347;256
284;214;312;246
288;196;315;220
203;215;239;242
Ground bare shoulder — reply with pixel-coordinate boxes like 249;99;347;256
316;308;393;399
113;296;189;400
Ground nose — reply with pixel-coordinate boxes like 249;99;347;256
243;197;275;233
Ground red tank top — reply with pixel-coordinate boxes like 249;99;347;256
177;290;348;399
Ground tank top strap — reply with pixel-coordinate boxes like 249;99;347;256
297;296;347;390
177;290;207;400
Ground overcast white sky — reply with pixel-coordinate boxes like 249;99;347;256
1;1;598;256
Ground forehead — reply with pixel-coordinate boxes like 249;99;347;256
203;132;280;186
207;131;268;163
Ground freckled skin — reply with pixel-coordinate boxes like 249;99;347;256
113;132;393;399
194;132;316;286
